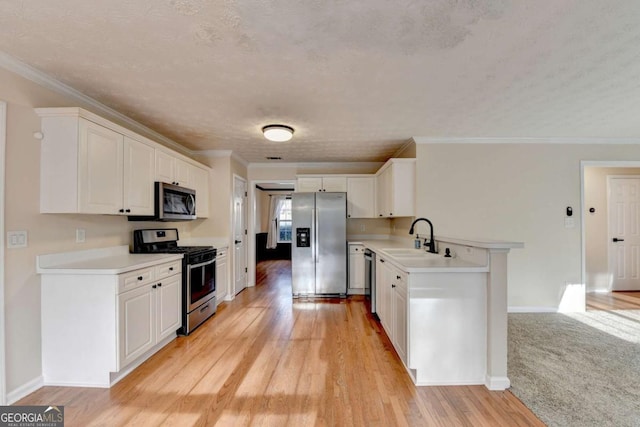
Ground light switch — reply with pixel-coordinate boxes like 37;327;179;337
7;230;28;248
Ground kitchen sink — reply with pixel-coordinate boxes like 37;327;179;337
381;248;441;258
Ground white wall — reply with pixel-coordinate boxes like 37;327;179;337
584;167;640;292
415;142;640;310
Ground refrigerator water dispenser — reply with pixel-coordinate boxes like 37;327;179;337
296;228;310;247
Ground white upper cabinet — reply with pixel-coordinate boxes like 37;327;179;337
190;165;210;218
375;159;415;218
39;115;154;216
346;176;375;218
296;176;347;192
77;119;124;214
78;122;155;216
123;137;155;215
156;150;192;188
36;107;210;216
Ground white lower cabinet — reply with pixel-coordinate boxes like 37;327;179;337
348;244;365;294
216;247;229;302
375;257;407;362
118;272;181;368
119;285;155;367
373;250;487;386
156;274;182;341
41;257;182;387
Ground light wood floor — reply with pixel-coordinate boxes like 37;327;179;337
18;260;543;426
586;291;640;311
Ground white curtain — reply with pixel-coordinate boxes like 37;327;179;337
266;195;287;249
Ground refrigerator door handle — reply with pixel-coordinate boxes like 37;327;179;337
314;208;319;263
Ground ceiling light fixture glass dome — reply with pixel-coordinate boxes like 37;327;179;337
262;124;294;142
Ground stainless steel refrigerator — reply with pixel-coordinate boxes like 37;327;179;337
291;192;347;296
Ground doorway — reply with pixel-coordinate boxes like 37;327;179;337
248;180;295;289
582;162;640;311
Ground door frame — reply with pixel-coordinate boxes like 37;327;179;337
0;100;7;405
580;160;640;305
247;179;296;287
232;174;248;295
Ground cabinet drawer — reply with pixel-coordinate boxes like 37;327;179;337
119;267;155;293
156;260;182;279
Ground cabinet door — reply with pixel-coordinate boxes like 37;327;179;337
175;158;191;187
347;177;375;218
322;176;347;192
190;166;210;218
392;273;408;363
376;258;392;330
118;285;155;368
297;177;323;192
376;167;391;217
155;150;175;184
123;137;155;215
216;252;228;301
156;275;181;342
389;162;416;217
348;245;365;289
78;119;124;214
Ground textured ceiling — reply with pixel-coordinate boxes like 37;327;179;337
1;1;640;162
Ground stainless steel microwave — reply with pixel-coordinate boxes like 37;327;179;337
129;182;196;221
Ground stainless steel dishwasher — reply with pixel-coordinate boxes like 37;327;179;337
364;249;376;315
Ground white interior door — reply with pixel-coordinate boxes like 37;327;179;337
233;176;248;295
608;177;640;290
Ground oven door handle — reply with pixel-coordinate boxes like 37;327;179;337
189;259;215;269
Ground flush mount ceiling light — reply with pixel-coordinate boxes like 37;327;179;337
262;124;294;142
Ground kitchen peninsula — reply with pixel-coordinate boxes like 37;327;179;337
351;236;523;390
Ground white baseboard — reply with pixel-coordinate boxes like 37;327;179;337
485;375;511;390
414;378;485;387
508;306;558;313
7;375;44;404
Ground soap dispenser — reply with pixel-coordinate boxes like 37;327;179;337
414;234;421;249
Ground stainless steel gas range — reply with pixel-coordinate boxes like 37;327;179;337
133;228;217;335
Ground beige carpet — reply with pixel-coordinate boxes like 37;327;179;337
508;310;640;427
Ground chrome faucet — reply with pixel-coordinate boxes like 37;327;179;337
409;217;436;254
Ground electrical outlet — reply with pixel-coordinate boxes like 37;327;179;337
76;228;86;243
7;230;28;248
360;224;365;232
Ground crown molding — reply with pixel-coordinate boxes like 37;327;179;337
393;139;416;157
247;161;384;170
196;149;233;158
413;137;640;144
0;51;189;155
194;149;249;167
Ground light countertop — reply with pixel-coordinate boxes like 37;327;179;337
353;239;489;273
37;245;183;275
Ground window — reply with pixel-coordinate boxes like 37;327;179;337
277;198;292;243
